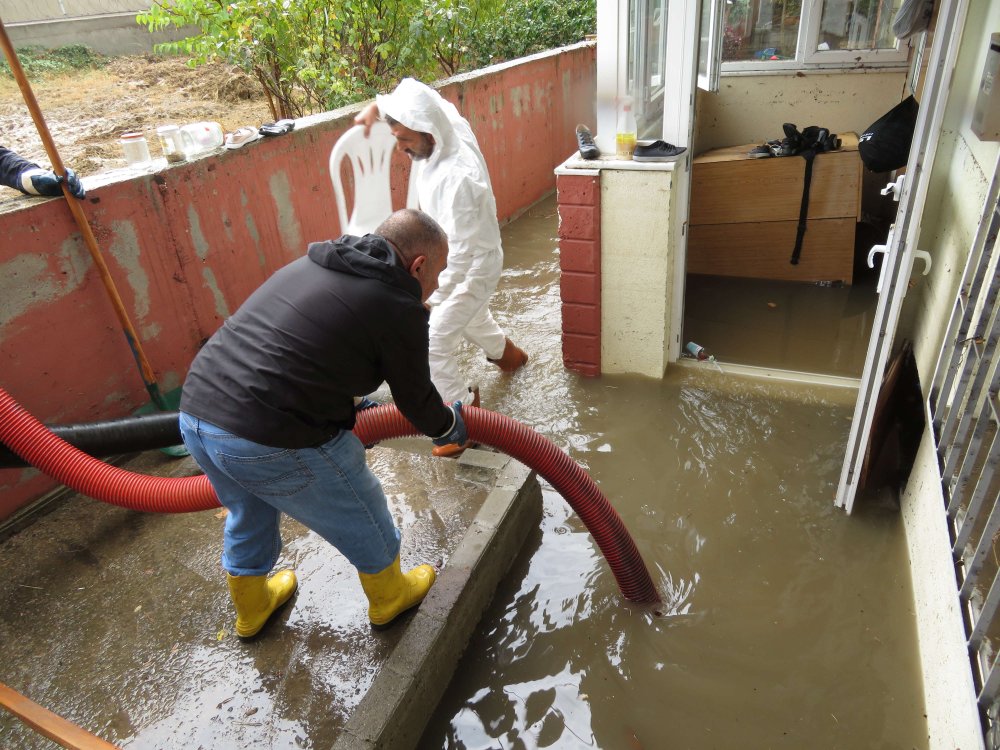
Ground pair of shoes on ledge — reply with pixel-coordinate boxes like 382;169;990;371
576;126;686;163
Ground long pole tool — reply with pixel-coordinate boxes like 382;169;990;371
0;16;168;410
0;681;122;750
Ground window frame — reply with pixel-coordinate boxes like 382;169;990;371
721;0;911;73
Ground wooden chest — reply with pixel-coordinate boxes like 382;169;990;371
687;133;861;284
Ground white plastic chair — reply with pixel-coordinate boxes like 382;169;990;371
329;122;418;236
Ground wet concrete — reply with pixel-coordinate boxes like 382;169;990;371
0;443;541;748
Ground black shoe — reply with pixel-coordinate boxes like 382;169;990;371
576;124;599;160
748;141;778;158
778;123;802;156
259;119;295;137
632;140;686;162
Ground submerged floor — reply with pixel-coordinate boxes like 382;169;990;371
0;195;927;749
418;197;928;748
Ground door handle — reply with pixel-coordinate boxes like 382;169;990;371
912;249;932;276
868;224;896;294
881;175;905;202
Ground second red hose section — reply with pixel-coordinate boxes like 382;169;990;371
0;389;660;602
356;404;661;603
0;387;218;512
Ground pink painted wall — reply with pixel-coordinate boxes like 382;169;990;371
0;43;597;522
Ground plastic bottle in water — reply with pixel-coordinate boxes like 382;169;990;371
685;341;712;360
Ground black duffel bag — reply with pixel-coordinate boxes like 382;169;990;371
858;96;919;173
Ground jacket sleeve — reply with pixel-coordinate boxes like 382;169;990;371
0;147;38;193
380;308;454;438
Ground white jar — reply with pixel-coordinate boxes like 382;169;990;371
120;132;151;165
156;125;185;163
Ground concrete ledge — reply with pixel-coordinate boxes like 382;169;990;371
333;456;542;749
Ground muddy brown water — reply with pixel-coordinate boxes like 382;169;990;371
417;196;927;749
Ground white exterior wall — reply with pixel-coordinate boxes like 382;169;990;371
1;0;185;56
897;2;1000;747
600;167;676;377
1;1;151;24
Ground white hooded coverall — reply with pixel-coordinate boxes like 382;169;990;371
376;78;508;404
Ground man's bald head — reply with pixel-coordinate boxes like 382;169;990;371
376;209;447;265
376;209;448;301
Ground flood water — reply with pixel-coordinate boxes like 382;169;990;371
418;196;928;749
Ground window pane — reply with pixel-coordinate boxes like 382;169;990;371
628;0;668;137
722;0;801;62
818;0;902;51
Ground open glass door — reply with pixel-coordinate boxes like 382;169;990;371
835;0;971;513
697;0;725;92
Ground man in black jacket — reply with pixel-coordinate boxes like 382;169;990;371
179;208;467;637
0;146;85;198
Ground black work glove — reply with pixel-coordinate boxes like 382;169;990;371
431;401;468;447
19;167;85;199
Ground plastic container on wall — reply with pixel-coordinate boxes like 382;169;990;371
615;98;637;161
119;132;151;165
156;125;185;163
178;122;224;156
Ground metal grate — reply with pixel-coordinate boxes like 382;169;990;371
929;187;1000;746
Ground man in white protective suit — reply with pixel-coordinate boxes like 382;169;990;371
355;78;528;457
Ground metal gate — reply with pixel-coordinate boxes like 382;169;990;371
929;180;1000;746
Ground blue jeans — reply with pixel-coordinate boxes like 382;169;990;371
179;412;401;576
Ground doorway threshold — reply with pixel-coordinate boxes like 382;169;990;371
673;357;861;389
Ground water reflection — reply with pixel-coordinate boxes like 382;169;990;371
420;196;927;749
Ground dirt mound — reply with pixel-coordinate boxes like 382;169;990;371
0;54;274;203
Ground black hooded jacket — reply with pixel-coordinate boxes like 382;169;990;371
0;147;38;192
181;234;452;448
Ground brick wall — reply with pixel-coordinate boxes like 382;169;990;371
556;172;601;376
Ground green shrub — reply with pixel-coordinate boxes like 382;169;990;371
138;0;439;119
0;44;105;78
135;0;594;117
465;0;595;68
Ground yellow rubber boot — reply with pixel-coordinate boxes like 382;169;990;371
357;555;436;628
226;570;298;639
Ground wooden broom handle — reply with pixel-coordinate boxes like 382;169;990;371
0;15;163;403
0;681;121;750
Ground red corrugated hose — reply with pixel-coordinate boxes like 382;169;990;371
0;387;660;603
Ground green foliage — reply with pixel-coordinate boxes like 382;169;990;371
0;44;105;78
137;0;439;119
409;0;502;76
465;0;595;68
136;0;594;117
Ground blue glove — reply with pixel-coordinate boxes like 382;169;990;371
432;401;468;447
20;167;85;199
354;395;379;410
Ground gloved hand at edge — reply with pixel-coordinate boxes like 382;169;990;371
354;395;379;411
19;167;86;199
431;401;467;447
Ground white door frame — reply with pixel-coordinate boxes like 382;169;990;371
834;0;972;513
